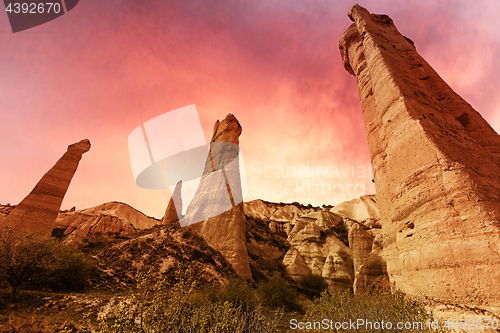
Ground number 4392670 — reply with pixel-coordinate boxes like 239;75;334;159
5;3;62;14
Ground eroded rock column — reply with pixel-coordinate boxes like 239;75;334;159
183;114;252;280
339;5;500;307
0;139;91;235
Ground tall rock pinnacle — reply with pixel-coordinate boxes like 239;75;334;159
339;5;500;306
0;139;91;235
183;114;252;280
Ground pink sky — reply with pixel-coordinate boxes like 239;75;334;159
1;1;499;218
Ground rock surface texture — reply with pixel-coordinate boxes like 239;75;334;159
0;139;91;235
245;197;384;290
162;180;182;225
54;201;159;244
184;114;252;280
339;4;500;307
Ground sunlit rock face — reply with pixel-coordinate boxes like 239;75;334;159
184;114;252;280
0;139;91;235
55;201;159;244
162;180;182;226
339;4;500;307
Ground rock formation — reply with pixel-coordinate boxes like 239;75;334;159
353;241;390;295
340;4;500;307
54;201;159;244
0;204;14;224
162;180;182;225
331;195;379;223
244;200;317;234
183;114;252;280
0;139;91;235
348;223;373;274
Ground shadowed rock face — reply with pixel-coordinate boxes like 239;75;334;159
0;139;90;235
340;5;500;306
184;114;252;280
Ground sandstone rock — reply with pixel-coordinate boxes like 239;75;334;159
55;201;159;243
184;114;252;280
323;253;354;289
331;195;379;222
244;200;317;223
288;219;322;245
301;211;343;229
243;199;272;221
340;4;500;307
287;216;313;243
353;254;390;295
0;139;90;235
283;247;311;280
348;223;373;274
0;204;14;224
162;180;182;225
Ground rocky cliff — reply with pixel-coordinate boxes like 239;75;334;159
243;195;386;292
54;201;159;244
339;4;500;307
0;139;91;235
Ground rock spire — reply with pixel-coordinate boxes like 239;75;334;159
183;114;252;280
0;139;91;235
339;4;500;306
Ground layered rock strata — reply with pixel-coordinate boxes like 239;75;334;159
283;209;355;289
184;114;252;280
54;201;159;244
339;5;500;306
0;139;91;235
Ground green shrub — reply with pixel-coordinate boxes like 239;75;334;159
303;288;443;332
257;273;298;309
298;273;328;297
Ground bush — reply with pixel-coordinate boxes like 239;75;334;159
298;273;328;297
0;227;58;302
257;273;298;309
256;258;286;276
0;226;93;302
85;267;282;333
205;276;260;312
303;288;443;332
26;245;93;292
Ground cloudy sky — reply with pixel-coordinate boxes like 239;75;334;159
1;0;499;218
